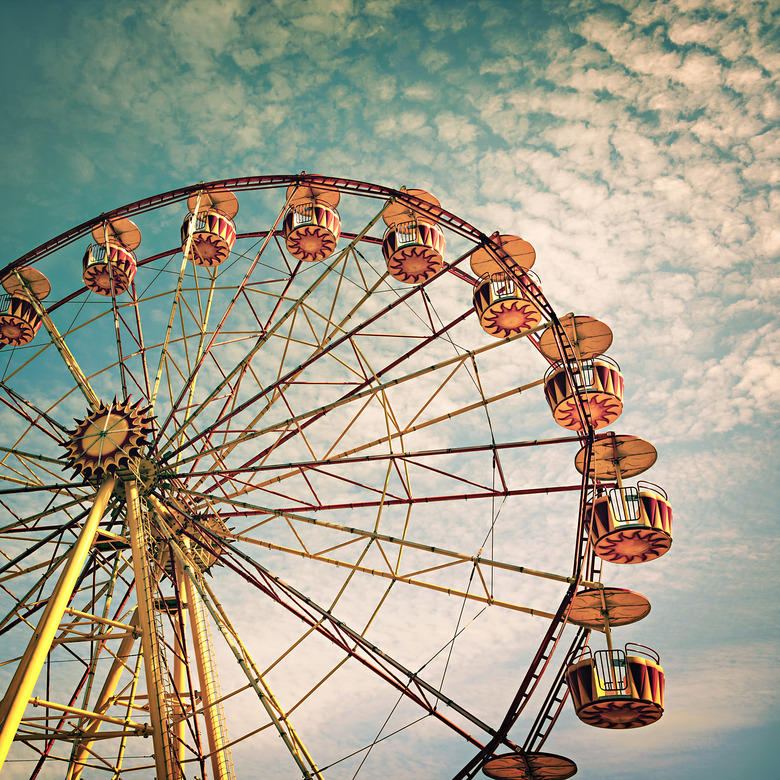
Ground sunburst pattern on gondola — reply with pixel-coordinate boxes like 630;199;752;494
386;244;442;283
283;201;342;262
480;299;543;338
61;398;154;481
181;208;237;268
382;218;445;284
0;296;42;346
285;225;339;262
566;648;665;730
587;484;673;563
544;358;624;431
595;526;673;563
82;242;137;296
554;392;623;431
190;233;230;267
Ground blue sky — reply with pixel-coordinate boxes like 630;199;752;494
0;1;778;779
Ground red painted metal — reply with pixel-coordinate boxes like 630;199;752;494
159;272;476;465
168;435;583;480
165;301;475;476
214;485;587;517
185;520;523;755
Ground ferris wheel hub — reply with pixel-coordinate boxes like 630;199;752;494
62;398;154;482
115;456;158;495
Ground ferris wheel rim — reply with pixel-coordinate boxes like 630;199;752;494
4;174;518;275
0;174;603;779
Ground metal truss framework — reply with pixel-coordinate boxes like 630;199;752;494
0;175;606;779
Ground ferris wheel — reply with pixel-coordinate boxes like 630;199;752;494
0;175;673;779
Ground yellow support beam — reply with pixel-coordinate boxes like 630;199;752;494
184;563;236;780
125;481;178;780
148;494;234;780
66;613;140;780
29;697;149;734
172;558;188;772
0;477;116;772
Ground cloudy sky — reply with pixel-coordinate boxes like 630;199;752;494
0;1;778;779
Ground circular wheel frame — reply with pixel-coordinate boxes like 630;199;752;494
0;175;606;779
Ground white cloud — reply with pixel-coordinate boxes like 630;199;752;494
1;1;778;777
667;17;721;46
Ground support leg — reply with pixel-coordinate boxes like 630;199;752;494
0;477;116;771
125;480;178;780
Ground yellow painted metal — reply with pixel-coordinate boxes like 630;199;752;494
53;630;135;645
199;257;555;483
179;320;551;473
180;373;547;475
198;574;323;778
177;267;218;465
145;493;233;778
232;534;558;617
124;480;178;780
184;559;235;780
172;184;298;468
114;642;144;779
66;612;139;780
320;247;387;347
172;558;188;771
158;196;393;460
0;476;116;773
0;553;69;589
0;442;65;465
216;510;603;590
62;607;138;633
15;728;145;742
12;269;99;410
301;454;395;620
150;190;202;413
28;697;149;734
102;221;129;399
185;249;388;485
340;378;546;461
156;513;319;779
